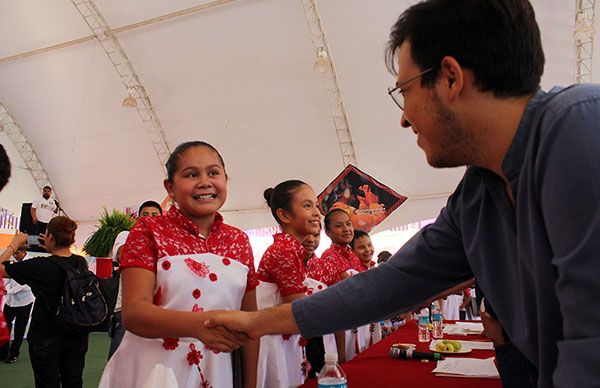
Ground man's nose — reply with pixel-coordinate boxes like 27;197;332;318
401;112;412;128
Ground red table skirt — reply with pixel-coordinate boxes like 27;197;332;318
300;320;501;388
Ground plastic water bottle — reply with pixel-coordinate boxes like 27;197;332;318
418;308;430;342
431;303;444;339
318;353;348;388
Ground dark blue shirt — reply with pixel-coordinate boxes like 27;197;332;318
293;85;600;387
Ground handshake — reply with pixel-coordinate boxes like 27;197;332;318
197;304;298;353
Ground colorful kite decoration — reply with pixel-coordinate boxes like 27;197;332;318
318;165;407;232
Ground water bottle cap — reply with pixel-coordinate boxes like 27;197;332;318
324;353;338;363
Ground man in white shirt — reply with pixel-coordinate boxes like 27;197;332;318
30;186;59;237
0;244;34;363
107;200;163;359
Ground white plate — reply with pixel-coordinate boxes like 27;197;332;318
429;340;472;354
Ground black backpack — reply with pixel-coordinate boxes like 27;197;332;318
46;256;110;333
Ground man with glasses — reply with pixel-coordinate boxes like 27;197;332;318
206;1;600;386
0;244;34;364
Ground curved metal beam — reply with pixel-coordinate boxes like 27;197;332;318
71;0;171;170
0;103;59;198
300;0;358;167
575;0;596;83
0;0;240;65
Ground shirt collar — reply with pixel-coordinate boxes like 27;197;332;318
501;88;547;183
331;242;351;258
167;206;224;237
274;232;307;256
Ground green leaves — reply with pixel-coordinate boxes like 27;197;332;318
83;208;135;257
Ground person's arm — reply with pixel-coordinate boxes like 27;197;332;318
121;267;248;352
335;331;346;363
1;232;28;278
536;98;600;386
292;202;473;339
240;289;258;388
30;204;38;224
459;289;471;311
281;293;304;303
205;303;299;340
207;201;472;339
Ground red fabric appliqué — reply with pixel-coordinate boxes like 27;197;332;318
161;260;171;271
209;273;218;282
192;304;204;313
187;343;203;365
282;334;291;341
185;258;210;278
162;337;179;350
298;336;308;347
222;257;231;266
192;289;201;299
187;343;213;388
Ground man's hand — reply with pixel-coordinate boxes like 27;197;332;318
195;311;251;352
480;299;505;346
204;310;261;340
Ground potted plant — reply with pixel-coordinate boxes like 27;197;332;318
84;208;135;257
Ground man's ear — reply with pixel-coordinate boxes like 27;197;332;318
439;56;464;100
276;208;292;226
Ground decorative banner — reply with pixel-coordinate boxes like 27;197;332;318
318;165;407;233
0;207;20;230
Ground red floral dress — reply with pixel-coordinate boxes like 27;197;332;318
256;233;308;388
99;207;258;388
317;242;363;286
310;243;366;360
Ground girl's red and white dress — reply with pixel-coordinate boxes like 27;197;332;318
310;243;366;360
99;207;258;388
256;232;308;388
302;276;337;355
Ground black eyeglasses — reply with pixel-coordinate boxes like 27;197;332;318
387;67;436;110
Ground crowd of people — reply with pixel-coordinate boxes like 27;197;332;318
2;0;600;387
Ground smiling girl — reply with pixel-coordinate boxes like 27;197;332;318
100;141;259;388
256;180;321;387
350;230;376;271
308;208;363;362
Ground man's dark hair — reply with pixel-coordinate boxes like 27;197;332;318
43;185;51;191
138;200;163;216
385;0;544;97
0;144;10;190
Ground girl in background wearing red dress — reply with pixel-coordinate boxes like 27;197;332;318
351;230;376;271
256;180;321;387
312;208;363;362
100;141;258;388
350;229;382;349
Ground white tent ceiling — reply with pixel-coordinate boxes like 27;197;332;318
0;0;593;238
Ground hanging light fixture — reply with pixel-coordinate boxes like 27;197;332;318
313;47;330;74
122;86;138;108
